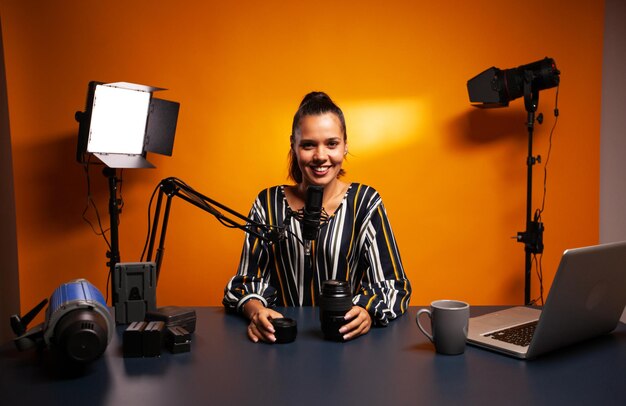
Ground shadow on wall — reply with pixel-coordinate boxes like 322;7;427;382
20;132;111;235
444;105;533;305
446;106;529;150
0;17;20;344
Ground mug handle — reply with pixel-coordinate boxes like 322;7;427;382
416;308;434;343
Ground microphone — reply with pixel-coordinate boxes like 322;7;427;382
302;185;324;255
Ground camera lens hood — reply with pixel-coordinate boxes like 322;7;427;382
271;317;297;344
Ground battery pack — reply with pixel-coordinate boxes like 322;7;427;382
123;321;147;357
165;326;191;354
143;321;165;357
114;262;157;324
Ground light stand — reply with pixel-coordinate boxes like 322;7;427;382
516;78;545;305
467;58;559;305
103;167;122;304
75;81;180;305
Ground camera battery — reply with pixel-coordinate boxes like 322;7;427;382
165;326;191;354
114;262;157;324
142;321;165;357
123;321;147;358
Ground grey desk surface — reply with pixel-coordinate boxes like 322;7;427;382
1;306;625;406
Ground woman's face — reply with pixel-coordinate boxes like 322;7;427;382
292;112;347;188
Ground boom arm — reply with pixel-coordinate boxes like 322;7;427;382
145;177;284;279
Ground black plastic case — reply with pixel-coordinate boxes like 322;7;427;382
145;306;196;333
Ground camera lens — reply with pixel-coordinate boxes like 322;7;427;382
319;280;352;341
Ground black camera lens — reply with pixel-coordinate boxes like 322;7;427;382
319;280;352;341
271;317;297;344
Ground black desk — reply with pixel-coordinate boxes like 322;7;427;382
1;307;625;405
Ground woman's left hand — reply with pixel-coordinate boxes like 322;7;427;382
339;306;372;341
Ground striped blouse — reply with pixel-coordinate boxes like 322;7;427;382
222;183;412;325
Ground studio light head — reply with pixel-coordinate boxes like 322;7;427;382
75;81;180;168
11;279;114;364
467;57;560;108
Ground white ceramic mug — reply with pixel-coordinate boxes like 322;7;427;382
416;300;470;355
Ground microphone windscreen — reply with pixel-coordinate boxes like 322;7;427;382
302;186;324;241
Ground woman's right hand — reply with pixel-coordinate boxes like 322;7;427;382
242;299;284;343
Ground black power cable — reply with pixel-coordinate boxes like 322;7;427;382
529;85;560;306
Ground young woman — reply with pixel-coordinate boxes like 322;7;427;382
223;92;411;342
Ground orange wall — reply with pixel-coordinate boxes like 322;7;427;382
1;0;603;314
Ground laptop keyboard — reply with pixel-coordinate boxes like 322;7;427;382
485;321;538;347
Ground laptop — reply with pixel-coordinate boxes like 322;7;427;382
467;241;626;359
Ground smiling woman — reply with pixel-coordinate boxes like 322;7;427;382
222;92;412;343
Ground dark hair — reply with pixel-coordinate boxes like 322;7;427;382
288;92;347;183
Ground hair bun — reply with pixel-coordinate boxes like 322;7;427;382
300;91;332;107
